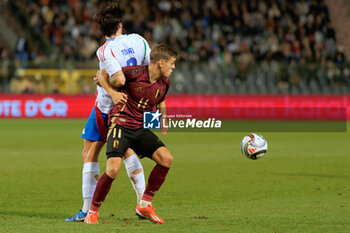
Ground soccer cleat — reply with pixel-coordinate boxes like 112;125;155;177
65;209;87;222
84;212;99;224
135;204;164;224
137;214;148;220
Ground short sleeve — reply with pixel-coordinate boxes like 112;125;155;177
96;45;121;76
134;34;151;65
142;39;151;65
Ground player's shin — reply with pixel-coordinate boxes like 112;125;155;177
82;162;100;213
140;164;169;208
89;157;121;212
89;172;115;212
124;154;146;204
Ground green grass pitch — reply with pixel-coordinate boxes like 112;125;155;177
0;119;349;233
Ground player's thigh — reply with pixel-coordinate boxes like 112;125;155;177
106;124;133;159
123;148;136;160
131;129;166;159
83;139;105;163
152;147;173;168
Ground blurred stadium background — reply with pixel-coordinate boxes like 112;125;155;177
0;0;349;96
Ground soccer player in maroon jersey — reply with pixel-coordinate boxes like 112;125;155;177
84;44;177;224
65;1;150;222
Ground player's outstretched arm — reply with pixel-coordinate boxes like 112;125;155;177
157;101;168;136
97;69;127;106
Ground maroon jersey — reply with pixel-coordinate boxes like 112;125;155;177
109;65;170;128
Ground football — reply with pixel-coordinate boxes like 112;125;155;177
241;133;268;160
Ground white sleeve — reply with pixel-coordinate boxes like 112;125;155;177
137;35;151;65
97;45;121;76
143;40;151;65
98;61;104;69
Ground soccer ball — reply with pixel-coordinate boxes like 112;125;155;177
240;133;268;160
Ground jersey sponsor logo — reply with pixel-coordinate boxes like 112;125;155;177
143;110;161;129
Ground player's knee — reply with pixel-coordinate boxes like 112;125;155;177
160;153;173;168
166;154;173;167
106;167;120;179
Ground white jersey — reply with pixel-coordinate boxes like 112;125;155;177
95;34;151;114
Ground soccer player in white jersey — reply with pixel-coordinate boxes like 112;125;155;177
65;1;151;222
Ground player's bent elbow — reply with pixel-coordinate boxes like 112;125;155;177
116;76;125;87
110;71;126;88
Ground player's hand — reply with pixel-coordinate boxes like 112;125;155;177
161;126;168;136
161;116;168;136
94;76;101;86
94;70;104;86
111;91;127;106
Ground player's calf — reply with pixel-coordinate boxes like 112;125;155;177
152;147;173;168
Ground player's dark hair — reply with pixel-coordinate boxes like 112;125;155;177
93;1;123;37
150;44;178;63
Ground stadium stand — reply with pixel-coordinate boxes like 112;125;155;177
0;0;349;94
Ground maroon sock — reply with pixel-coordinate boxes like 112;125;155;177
142;164;170;202
90;172;114;212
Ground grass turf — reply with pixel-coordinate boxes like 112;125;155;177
0;119;349;233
